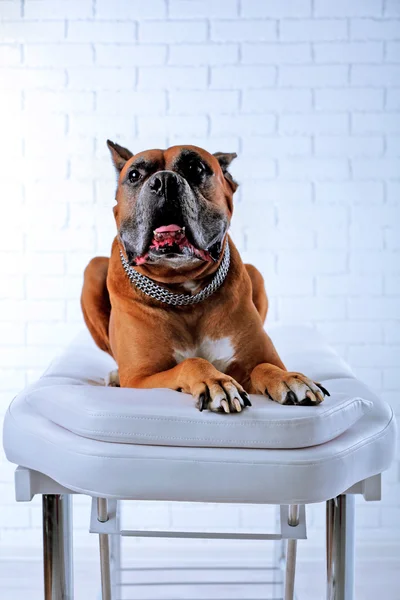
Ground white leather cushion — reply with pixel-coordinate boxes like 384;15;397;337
24;330;372;449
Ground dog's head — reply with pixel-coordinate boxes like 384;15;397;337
107;142;238;270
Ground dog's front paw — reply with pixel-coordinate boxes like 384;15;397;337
192;376;251;414
251;364;329;405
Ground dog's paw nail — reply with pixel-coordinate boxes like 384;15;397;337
306;390;317;403
233;398;242;412
198;393;207;412
316;382;330;397
241;392;252;407
285;390;297;405
220;399;230;414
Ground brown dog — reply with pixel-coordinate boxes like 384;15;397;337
81;142;328;413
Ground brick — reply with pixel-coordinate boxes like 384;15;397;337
317;321;383;344
315;41;383;63
280;113;348;134
247;224;313;250
0;276;24;299
349;298;400;320
352;158;400;179
314;0;383;16
386;41;400;61
0;44;21;66
317;274;383;296
350;205;400;227
351;19;400;40
26;276;82;300
1;21;65;42
352;65;400;85
169;43;239;66
96;91;166;115
95;44;167;66
27;228;96;253
387;89;400;109
0;68;66;89
69;156;114;180
96;0;166;19
211;114;276;135
68;21;135;43
385;276;400;294
0;1;22;18
25;90;93;113
242;181;312;204
385;0;400;16
387;182;400;203
350;251;400;274
315;135;384;157
277;250;347;274
280;65;347;87
27;323;80;346
140;20;207;43
242;89;312;112
350;224;383;250
138;115;208;136
353;112;400;134
24;43;93;67
138;66;207;89
25;0;92;18
278;297;346;320
211;65;276;88
385;228;400;249
1;506;30;529
67;67;136;90
279;158;348;180
316;89;384;111
348;343;400;366
169;90;239;114
242;42;311;64
243;0;311;17
280;19;347;41
234;156;277;179
384;322;400;343
242;136;311;157
169;0;238;18
25;181;94;204
211;20;277;42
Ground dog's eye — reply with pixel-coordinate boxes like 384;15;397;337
128;169;141;183
188;162;205;177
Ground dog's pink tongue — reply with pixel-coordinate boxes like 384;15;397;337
154;224;181;233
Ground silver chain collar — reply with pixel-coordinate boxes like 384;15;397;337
119;243;230;306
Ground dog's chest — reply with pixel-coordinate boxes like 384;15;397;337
174;337;235;373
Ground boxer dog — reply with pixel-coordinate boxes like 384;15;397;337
81;142;329;413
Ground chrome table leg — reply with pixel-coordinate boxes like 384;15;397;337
284;504;299;600
98;498;112;600
42;494;74;600
326;495;355;600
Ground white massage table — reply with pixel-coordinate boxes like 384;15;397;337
3;325;396;600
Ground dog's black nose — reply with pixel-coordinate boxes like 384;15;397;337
149;171;178;197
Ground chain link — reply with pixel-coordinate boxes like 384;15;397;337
119;244;230;306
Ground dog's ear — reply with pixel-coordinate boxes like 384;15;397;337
213;152;238;192
107;140;134;172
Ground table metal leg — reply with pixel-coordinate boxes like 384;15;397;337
326;495;355;600
42;494;74;600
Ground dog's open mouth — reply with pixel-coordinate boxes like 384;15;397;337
135;224;214;265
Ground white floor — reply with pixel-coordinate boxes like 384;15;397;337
0;556;398;600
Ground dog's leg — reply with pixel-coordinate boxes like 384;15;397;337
245;264;268;323
122;358;251;413
81;257;112;355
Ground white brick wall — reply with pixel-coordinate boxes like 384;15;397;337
0;0;399;561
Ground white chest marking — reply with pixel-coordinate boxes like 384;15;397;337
174;337;235;373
